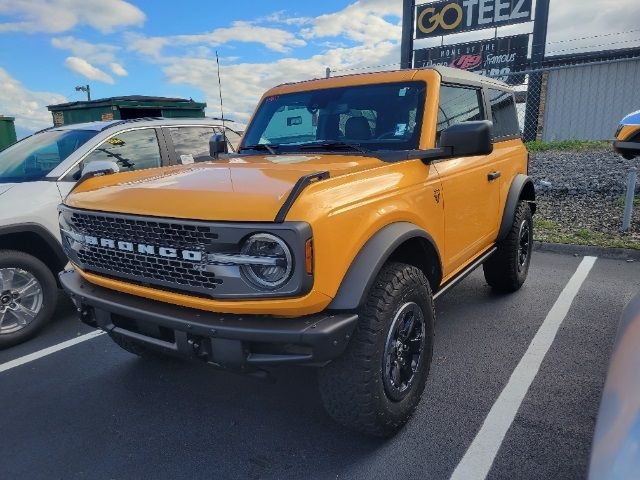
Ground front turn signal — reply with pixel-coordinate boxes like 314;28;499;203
305;238;313;275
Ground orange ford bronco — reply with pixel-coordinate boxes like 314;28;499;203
59;66;535;436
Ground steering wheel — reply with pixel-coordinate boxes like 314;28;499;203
376;130;399;140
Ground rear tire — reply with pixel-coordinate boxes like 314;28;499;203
318;262;435;437
0;250;58;349
483;201;533;292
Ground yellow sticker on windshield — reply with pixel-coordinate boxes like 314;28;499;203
108;137;125;146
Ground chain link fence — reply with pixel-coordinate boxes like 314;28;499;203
488;55;640;142
328;53;640;144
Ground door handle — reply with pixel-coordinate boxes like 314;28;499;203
487;171;501;181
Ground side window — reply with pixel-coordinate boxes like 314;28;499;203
488;89;520;138
436;85;484;138
64;129;161;180
167;127;215;163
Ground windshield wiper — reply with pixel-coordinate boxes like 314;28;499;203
297;142;368;154
241;143;278;155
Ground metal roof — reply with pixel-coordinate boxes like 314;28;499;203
275;66;512;91
48;95;206;111
431;66;511;89
41;117;235;133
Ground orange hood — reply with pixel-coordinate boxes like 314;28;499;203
64;154;385;221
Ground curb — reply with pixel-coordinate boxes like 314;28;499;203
534;241;640;260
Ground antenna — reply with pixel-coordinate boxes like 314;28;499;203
215;51;226;142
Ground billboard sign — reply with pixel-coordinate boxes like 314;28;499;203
413;34;529;84
415;0;533;39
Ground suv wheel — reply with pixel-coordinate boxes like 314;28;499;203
318;262;435;437
483;201;533;292
0;250;58;349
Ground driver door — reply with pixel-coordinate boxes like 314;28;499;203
435;85;501;276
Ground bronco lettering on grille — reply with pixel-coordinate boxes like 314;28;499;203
83;235;202;262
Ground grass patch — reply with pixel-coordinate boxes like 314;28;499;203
615;195;640;208
534;217;640;250
526;139;610;152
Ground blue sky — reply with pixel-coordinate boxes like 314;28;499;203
1;0;639;137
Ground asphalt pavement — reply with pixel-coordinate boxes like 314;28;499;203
1;251;638;480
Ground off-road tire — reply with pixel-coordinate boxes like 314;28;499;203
0;250;58;349
483;201;533;292
318;262;435;437
109;331;170;360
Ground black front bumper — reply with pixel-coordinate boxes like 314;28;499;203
59;270;358;368
613;139;640;158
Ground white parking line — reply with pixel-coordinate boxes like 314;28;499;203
450;256;598;480
0;330;106;374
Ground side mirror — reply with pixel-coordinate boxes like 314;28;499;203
80;160;119;180
440;120;494;157
209;133;228;159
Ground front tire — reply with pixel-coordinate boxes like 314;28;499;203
0;250;58;349
318;262;435;437
483;201;533;292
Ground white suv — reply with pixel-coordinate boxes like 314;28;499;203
0;117;242;348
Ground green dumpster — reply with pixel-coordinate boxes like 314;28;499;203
0;116;17;150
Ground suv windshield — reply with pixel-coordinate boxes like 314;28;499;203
241;81;426;153
0;129;97;183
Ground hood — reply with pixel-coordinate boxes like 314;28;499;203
0;183;16;197
65;154;385;221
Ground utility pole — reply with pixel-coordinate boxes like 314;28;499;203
75;84;91;101
400;0;415;69
523;0;550;142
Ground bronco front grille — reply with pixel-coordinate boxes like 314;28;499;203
67;211;223;296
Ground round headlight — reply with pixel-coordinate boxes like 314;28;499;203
240;233;293;289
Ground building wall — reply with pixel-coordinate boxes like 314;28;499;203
542;58;640;141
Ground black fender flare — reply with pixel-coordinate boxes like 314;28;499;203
328;222;441;310
0;223;67;271
497;174;536;242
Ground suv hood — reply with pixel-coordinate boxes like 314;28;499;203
0;183;16;197
65;154;385;221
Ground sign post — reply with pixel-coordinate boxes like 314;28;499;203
523;0;551;141
401;0;415;69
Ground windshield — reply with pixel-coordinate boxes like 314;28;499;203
241;81;426;153
0;129;97;183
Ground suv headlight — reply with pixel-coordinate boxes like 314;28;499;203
240;233;293;289
206;233;293;290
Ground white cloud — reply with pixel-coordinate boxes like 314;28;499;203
65;57;114;84
0;0;145;34
128;21;306;58
51;36;119;64
0;67;66;132
127;1;404;123
125;33;169;60
301;0;402;43
110;62;128;76
161;41;400;123
257;10;312;27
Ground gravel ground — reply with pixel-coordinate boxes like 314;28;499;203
529;147;640;247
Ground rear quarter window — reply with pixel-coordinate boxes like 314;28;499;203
488;89;520;139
